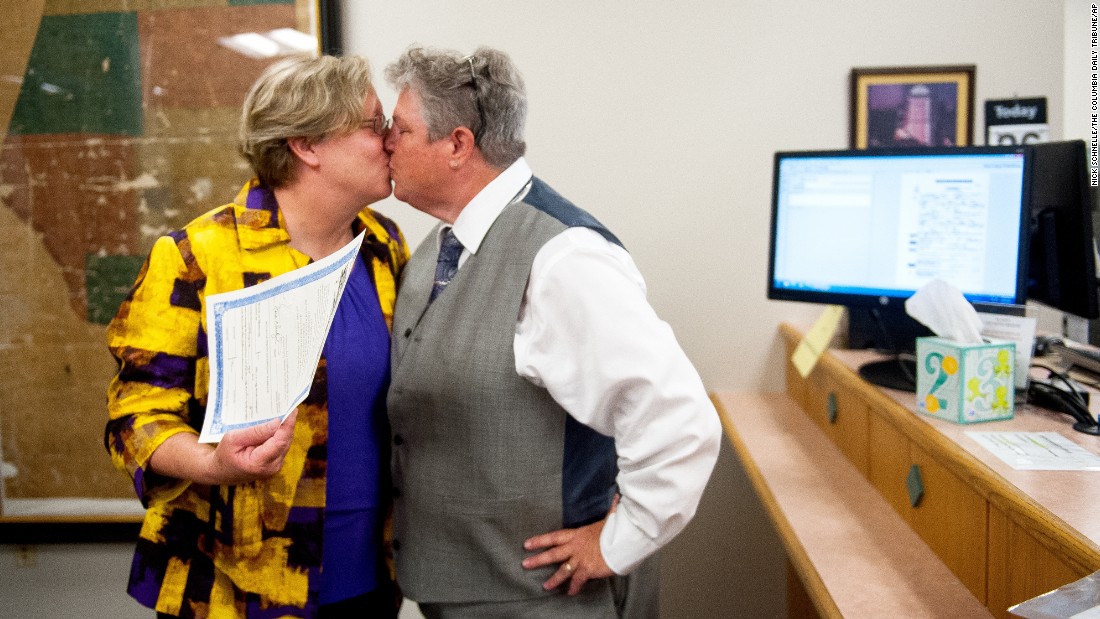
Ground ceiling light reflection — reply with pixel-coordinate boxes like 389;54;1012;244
218;28;318;59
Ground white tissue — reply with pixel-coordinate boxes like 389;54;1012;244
904;279;984;344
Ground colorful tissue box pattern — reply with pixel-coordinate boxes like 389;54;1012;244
915;337;1015;423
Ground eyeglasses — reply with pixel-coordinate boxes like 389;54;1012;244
463;55;485;143
361;115;391;137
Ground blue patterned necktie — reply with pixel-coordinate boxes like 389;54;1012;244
430;227;463;302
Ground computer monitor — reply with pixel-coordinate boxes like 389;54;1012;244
1025;140;1099;325
768;145;1031;390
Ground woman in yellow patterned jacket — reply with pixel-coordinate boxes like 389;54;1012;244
105;54;408;618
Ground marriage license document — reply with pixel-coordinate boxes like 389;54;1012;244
198;232;363;443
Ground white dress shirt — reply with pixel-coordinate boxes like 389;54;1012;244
442;157;721;574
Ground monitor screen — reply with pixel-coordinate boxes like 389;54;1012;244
768;146;1030;312
1026;140;1099;320
767;145;1031;391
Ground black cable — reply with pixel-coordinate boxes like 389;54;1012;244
1045;369;1090;410
1026;368;1100;435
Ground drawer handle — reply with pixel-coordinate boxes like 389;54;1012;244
906;464;924;507
827;392;838;424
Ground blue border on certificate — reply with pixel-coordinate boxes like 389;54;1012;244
206;238;360;436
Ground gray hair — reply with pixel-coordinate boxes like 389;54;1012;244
239;54;375;188
385;45;526;168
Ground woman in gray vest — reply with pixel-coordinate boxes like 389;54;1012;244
382;45;721;619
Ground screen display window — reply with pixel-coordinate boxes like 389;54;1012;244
770;150;1028;306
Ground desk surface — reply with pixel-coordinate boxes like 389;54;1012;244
714;391;992;618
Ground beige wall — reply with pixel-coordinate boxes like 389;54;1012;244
349;0;1066;395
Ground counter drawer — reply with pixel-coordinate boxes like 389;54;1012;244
868;413;988;603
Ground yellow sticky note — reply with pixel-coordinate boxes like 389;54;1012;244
791;305;844;378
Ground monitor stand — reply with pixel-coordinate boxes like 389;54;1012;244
858;357;917;392
848;306;926;392
847;306;930;352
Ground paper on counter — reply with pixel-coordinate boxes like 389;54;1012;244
966;431;1100;471
199;231;364;443
792;305;845;378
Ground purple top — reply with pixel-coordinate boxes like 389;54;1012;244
320;255;390;604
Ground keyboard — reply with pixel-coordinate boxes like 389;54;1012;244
1052;342;1100;375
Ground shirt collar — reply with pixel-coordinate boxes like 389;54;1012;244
443;157;533;254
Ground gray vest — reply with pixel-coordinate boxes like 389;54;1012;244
388;178;620;603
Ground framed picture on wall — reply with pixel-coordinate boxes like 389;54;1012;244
850;65;975;149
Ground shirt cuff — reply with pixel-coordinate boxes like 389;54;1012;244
598;507;660;575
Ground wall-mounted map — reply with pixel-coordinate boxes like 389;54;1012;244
0;0;319;516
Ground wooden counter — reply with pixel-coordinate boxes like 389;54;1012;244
772;322;1100;618
713;391;992;618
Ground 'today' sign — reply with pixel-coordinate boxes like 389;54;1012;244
985;97;1049;145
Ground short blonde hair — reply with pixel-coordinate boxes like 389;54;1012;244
239;54;375;188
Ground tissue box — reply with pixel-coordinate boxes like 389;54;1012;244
915;337;1015;423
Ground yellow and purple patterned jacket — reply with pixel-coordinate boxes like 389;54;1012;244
105;180;408;618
